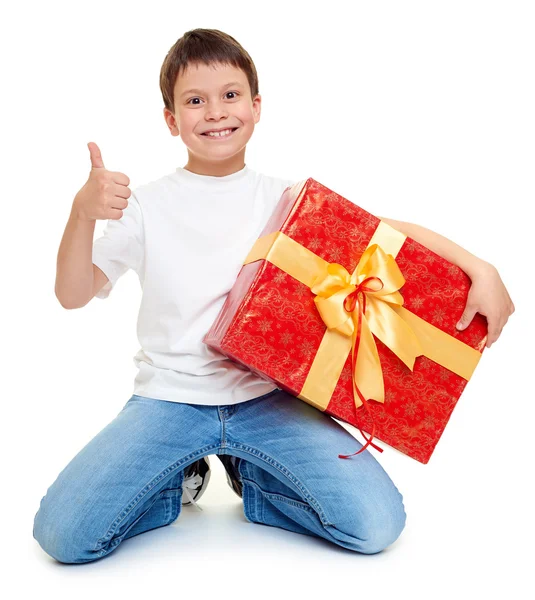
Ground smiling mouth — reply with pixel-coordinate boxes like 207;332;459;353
200;128;239;138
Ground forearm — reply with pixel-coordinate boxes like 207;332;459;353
55;203;96;309
379;217;487;280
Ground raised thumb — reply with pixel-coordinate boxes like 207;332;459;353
88;141;105;169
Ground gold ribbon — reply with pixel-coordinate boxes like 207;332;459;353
243;221;482;413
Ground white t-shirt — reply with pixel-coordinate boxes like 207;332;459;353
92;164;296;405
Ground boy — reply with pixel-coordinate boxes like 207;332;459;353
33;28;514;564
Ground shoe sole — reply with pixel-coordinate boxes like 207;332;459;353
182;456;211;506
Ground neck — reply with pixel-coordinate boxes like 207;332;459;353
183;152;246;177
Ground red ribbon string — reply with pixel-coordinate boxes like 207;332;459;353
338;276;385;459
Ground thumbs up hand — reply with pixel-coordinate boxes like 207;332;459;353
73;142;132;222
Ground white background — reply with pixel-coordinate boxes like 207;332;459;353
3;0;533;597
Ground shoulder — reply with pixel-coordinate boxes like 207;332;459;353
131;170;180;205
252;170;299;198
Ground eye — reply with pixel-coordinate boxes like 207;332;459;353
186;91;239;105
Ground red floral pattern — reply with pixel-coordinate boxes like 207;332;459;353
204;179;488;464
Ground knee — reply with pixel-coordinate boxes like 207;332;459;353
328;487;407;554
358;510;406;554
356;493;407;554
33;497;100;564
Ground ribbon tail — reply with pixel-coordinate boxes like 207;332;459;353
338;397;384;457
351;310;385;407
366;296;423;370
339;293;384;458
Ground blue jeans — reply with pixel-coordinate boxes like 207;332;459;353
33;389;406;563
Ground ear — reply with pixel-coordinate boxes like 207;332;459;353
163;107;180;136
253;94;261;124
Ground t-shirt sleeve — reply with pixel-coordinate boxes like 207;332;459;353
277;179;299;208
91;191;144;299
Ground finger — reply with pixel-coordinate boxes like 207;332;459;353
111;171;130;187
113;182;131;199
486;323;502;348
110;196;128;210
107;207;124;219
488;316;509;348
487;333;500;348
456;305;478;330
88;142;105;169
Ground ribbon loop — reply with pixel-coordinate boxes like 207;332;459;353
309;243;424;415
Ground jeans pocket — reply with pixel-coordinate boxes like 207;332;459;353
253;486;330;538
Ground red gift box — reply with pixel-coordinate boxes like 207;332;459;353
203;179;488;464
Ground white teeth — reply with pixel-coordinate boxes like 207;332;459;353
205;128;234;137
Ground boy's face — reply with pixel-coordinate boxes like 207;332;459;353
163;61;261;177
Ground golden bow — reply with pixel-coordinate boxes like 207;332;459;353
310;243;424;408
243;227;482;415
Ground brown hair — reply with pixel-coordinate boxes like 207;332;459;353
159;28;259;114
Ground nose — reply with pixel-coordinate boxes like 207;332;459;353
204;100;229;121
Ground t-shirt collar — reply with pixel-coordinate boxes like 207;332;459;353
174;164;250;190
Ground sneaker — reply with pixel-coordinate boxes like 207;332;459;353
182;456;211;511
216;454;243;499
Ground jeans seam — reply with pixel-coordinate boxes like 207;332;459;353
242;477;319;515
94;443;220;552
229;443;334;527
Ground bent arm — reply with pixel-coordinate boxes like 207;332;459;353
378;216;488;279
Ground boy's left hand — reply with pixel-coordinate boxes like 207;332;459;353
456;261;515;348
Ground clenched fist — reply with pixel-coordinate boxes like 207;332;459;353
73;142;131;222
